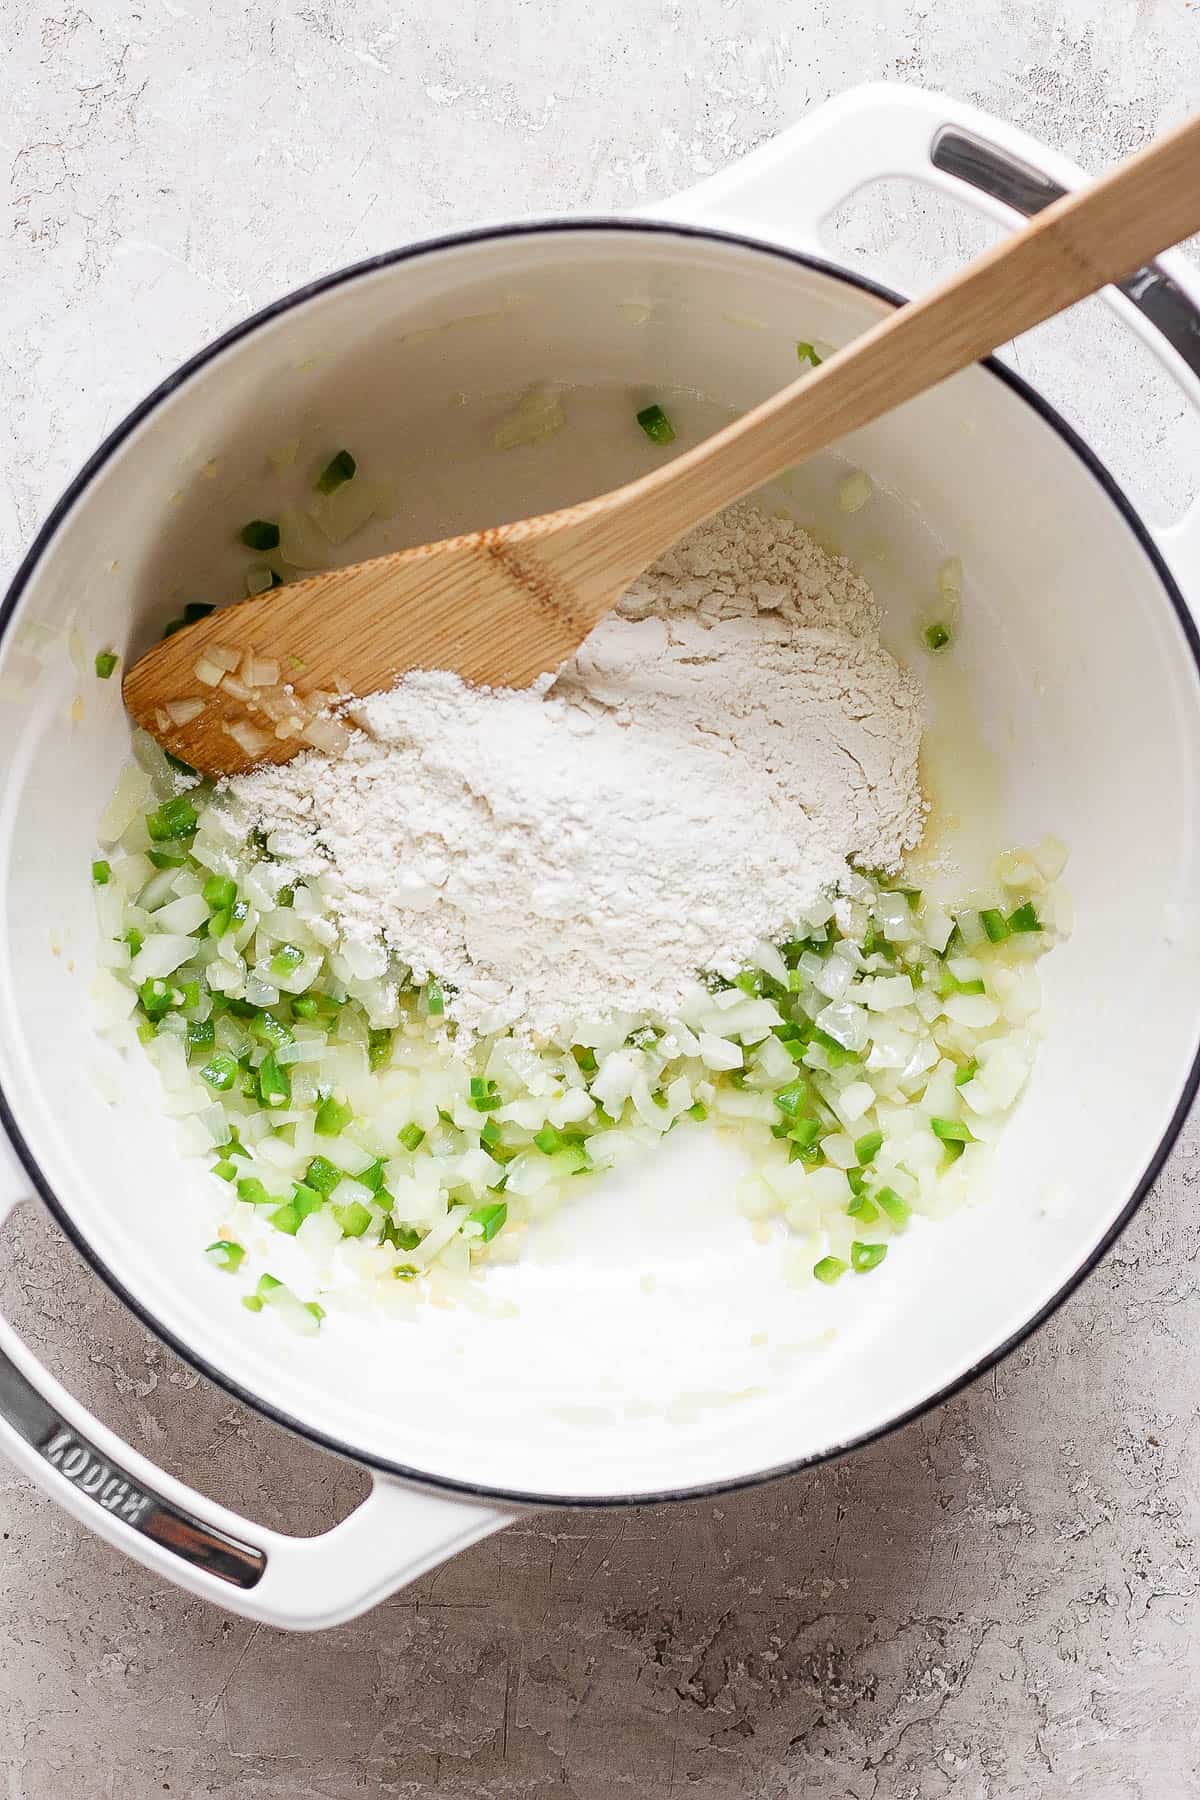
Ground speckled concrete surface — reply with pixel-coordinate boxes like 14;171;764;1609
3;3;1200;1795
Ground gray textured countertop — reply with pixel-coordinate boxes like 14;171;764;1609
3;2;1200;1794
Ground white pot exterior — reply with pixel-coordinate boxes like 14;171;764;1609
1;83;1199;1626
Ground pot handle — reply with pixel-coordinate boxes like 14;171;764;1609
651;81;1200;588
0;1175;509;1630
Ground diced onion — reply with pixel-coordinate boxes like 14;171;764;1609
1033;836;1068;882
241;653;280;689
956;908;987;950
130;935;197;981
224;719;272;757
153;893;209;934
165;698;204;726
255;689;305;723
96;763;152;845
861;974;914;1012
832;1080;874;1125
245;565;276;597
90;740;1061;1328
922;905;955;954
751;940;789;986
943;992;1000;1028
698;1033;744;1071
815;999;869;1052
301;717;350;755
877;891;914;941
262;1282;321;1337
995;849;1044;892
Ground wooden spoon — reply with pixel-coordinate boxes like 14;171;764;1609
125;113;1200;776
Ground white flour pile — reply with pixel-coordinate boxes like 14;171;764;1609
229;505;925;1039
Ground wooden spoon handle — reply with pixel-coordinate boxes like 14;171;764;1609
596;110;1200;574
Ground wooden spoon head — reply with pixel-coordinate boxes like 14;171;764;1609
122;512;624;777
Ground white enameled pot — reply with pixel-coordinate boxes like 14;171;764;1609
2;84;1200;1631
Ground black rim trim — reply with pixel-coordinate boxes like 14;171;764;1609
3;216;1199;1510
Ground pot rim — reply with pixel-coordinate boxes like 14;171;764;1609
3;215;1199;1509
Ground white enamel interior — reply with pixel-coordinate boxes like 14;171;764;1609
2;225;1199;1502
